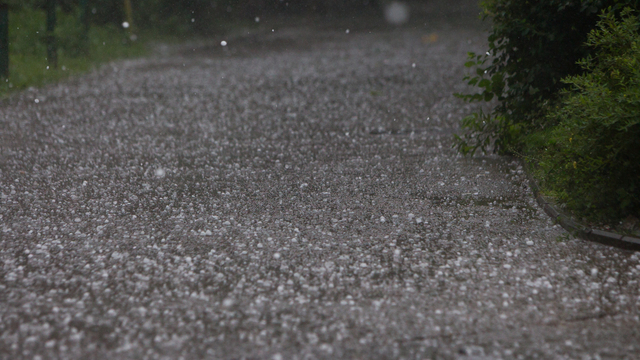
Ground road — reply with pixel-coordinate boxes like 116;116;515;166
1;3;639;360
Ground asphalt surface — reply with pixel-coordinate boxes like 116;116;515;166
1;4;640;360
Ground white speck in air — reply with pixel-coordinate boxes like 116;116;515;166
384;1;410;25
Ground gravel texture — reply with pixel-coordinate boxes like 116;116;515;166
1;3;640;359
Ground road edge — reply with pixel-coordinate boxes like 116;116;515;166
523;163;640;252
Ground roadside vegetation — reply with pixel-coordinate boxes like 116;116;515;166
1;0;376;97
1;5;145;96
456;0;640;226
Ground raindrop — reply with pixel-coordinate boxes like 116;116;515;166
384;1;409;25
412;63;416;68
191;18;195;23
255;17;260;23
345;29;350;34
122;22;130;29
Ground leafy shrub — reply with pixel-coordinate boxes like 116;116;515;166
532;8;640;221
455;0;640;155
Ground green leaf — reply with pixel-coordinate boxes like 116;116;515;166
478;78;491;88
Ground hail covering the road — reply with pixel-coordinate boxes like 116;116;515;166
1;6;640;360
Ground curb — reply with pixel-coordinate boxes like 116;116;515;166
524;164;640;252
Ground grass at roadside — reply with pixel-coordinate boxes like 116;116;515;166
0;7;147;97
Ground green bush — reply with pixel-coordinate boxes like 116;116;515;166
455;0;640;155
532;8;640;222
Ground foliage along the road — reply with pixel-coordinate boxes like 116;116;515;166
456;1;640;224
530;8;640;223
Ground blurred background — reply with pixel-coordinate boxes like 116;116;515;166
0;0;480;94
5;0;479;35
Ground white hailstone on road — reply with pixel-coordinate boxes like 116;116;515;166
122;22;130;29
273;252;281;259
384;1;410;25
380;216;386;223
221;40;228;47
591;268;598;276
393;249;402;262
324;261;335;271
155;168;165;178
222;298;234;307
485;221;491;228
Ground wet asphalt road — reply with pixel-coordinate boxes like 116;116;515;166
1;5;640;360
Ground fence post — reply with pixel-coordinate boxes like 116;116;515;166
124;0;134;39
0;2;8;79
46;0;57;69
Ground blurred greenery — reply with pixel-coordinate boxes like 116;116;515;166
1;0;379;96
7;0;379;34
0;5;145;97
